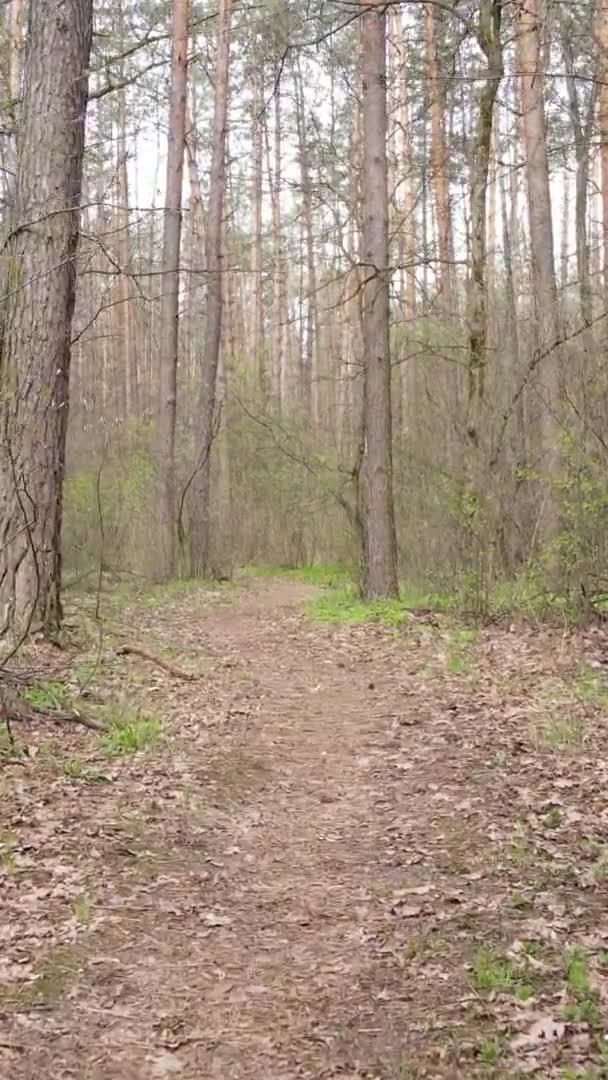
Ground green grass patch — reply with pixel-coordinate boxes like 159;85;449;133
565;946;592;997
562;947;602;1027
246;562;352;587
561;1070;601;1080
574;665;608;708
307;585;408;626
71;894;92;926
19;679;69;711
307;580;454;626
107;574;235;612
471;947;534;1000
444;627;479;676
62;757;85;779
535;715;583;748
102;703;161;755
0;830;16;873
475;1036;503;1067
0;948;80;1011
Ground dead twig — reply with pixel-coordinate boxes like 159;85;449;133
5;702;106;732
115;644;198;681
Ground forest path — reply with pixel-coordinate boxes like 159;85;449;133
2;577;608;1079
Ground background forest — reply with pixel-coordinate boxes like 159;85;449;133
2;0;608;632
5;7;608;1077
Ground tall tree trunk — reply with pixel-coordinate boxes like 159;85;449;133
265;77;284;413
516;0;560;533
114;81;136;420
294;56;320;423
156;0;189;578
558;8;597;329
0;0;93;638
360;0;398;599
517;0;560;367
597;1;608;308
560;163;570;292
388;5;417;435
189;0;232;576
2;0;23;204
500;153;525;457
251;59;265;400
466;0;503;438
423;2;453;306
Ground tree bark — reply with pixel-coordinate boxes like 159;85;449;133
516;0;560;380
156;0;189;578
423;2;453;306
251;58;266;400
0;0;92;639
360;0;399;600
516;0;561;537
266;78;285;414
189;0;232;577
596;1;608;308
293;57;320;423
466;0;503;436
558;7;597;330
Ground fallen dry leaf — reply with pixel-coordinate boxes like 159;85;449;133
510;1016;567;1051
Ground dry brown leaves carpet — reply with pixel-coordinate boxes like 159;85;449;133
2;576;608;1079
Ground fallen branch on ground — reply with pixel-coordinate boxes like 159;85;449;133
115;644;198;681
7;700;106;732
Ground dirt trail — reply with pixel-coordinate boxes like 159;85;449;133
2;578;608;1079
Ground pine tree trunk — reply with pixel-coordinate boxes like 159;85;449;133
423;2;453;306
466;0;503;438
251;60;266;400
516;0;561;540
0;0;92;639
517;0;560;393
156;0;189;578
597;1;608;310
360;0;399;600
294;56;320;423
189;0;232;577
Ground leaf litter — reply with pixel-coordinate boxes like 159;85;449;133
1;578;608;1076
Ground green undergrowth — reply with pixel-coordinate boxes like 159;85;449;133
471;946;535;1001
101;703;161;755
19;679;70;711
0;947;80;1011
463;939;608;1076
307;582;455;626
245;562;352;587
107;574;236;611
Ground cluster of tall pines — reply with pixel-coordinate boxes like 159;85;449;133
0;0;606;639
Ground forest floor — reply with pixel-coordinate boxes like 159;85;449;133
2;574;608;1079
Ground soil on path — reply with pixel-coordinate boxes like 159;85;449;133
2;577;608;1079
